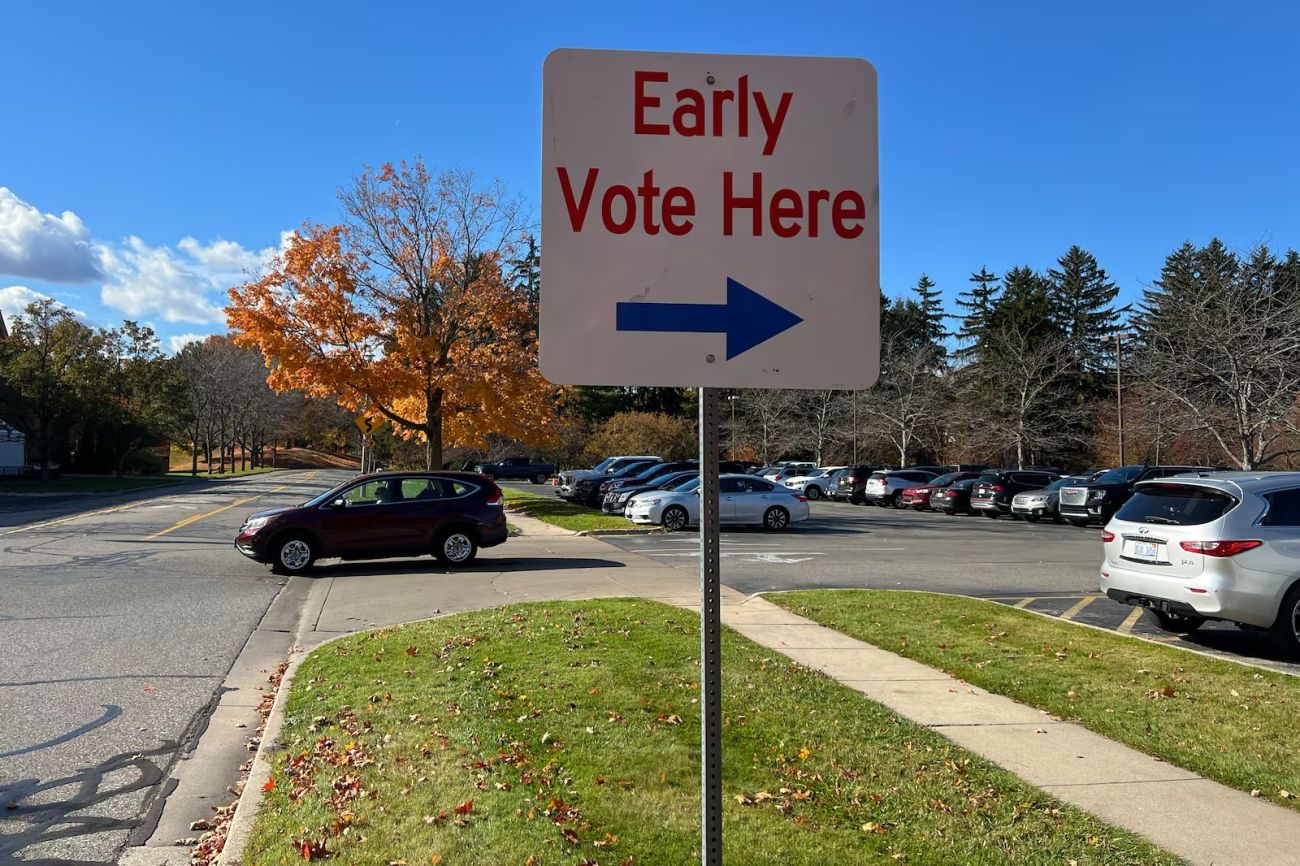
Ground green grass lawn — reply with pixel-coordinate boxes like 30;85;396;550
166;466;278;479
768;589;1300;812
245;600;1177;865
503;486;639;532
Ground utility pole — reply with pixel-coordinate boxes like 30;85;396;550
1115;332;1125;465
852;391;859;464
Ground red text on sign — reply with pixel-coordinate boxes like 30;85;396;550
633;70;793;157
723;172;865;239
557;167;695;236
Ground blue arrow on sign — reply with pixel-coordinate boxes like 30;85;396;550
615;278;804;360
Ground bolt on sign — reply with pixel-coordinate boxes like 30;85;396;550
540;48;879;390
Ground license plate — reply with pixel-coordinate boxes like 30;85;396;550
1132;541;1159;559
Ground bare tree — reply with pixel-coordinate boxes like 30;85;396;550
954;330;1086;468
1137;246;1300;469
733;389;800;464
792;390;849;465
860;339;948;467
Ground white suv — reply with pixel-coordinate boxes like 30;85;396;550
1100;472;1300;655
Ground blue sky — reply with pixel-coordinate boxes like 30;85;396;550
2;0;1297;350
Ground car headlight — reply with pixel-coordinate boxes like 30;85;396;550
645;498;661;506
1088;491;1107;502
242;516;271;532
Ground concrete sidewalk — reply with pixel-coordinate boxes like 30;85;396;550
714;596;1300;866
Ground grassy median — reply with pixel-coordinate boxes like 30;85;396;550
769;589;1300;812
245;600;1176;865
503;487;638;532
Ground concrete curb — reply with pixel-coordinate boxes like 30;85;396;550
216;645;306;865
578;527;663;537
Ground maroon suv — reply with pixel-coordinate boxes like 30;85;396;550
235;471;508;574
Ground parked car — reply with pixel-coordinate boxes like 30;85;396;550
1011;472;1103;522
970;469;1062;518
555;456;662;500
603;469;698;514
781;466;846;500
1058;464;1211;527
762;463;817;482
235;472;507;574
574;459;662;507
833;465;894;503
931;477;979;514
897;471;985;510
1100;472;1300;656
823;468;854;500
473;456;555;484
864;469;940;506
625;474;810;532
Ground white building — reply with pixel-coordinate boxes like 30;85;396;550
0;311;23;474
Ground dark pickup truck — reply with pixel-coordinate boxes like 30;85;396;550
473;457;555;484
1057;464;1212;526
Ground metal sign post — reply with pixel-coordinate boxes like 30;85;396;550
698;387;723;865
539;49;880;865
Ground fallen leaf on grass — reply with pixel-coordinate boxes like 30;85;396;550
262;778;276;793
561;827;580;845
406;646;420;657
454;799;474;815
1281;790;1295;799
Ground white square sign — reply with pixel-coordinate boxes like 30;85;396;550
540;48;879;390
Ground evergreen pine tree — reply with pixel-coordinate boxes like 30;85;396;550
1045;245;1124;372
912;274;946;344
955;267;1000;361
988;266;1057;342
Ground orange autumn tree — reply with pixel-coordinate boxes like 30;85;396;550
226;160;559;469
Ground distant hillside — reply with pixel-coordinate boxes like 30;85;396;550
169;447;359;472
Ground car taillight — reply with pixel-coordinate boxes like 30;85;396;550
485;487;503;506
794;494;808;502
848;476;859;483
1101;530;1115;542
1180;540;1261;557
988;485;1003;493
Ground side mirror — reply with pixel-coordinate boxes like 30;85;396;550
331;498;347;509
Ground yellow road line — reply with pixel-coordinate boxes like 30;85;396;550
2;501;143;536
1116;606;1145;635
1060;595;1099;621
145;485;287;540
1012;597;1037;609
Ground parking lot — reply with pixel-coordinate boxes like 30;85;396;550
599;498;1300;675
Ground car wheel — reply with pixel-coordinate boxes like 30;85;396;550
942;508;954;515
1145;609;1206;634
661;506;689;532
271;534;316;575
532;473;548;485
763;506;790;531
805;485;822;501
435;528;478;565
1024;514;1039;523
1268;583;1300;657
1066;518;1091;528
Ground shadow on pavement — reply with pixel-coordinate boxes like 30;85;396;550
306;556;628;577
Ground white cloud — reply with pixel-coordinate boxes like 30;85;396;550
97;234;285;326
168;332;210;354
0;285;86;323
0;188;101;283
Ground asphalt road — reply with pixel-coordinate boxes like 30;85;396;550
0;470;346;866
599;498;1300;675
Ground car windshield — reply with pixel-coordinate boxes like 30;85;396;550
1048;476;1084;491
950;478;977;490
590;458;617;473
1095;466;1143;485
656;473;694;489
671;477;701;492
1116;485;1237;526
930;472;961;486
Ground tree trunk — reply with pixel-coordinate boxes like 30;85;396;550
425;390;444;470
191;441;198;477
